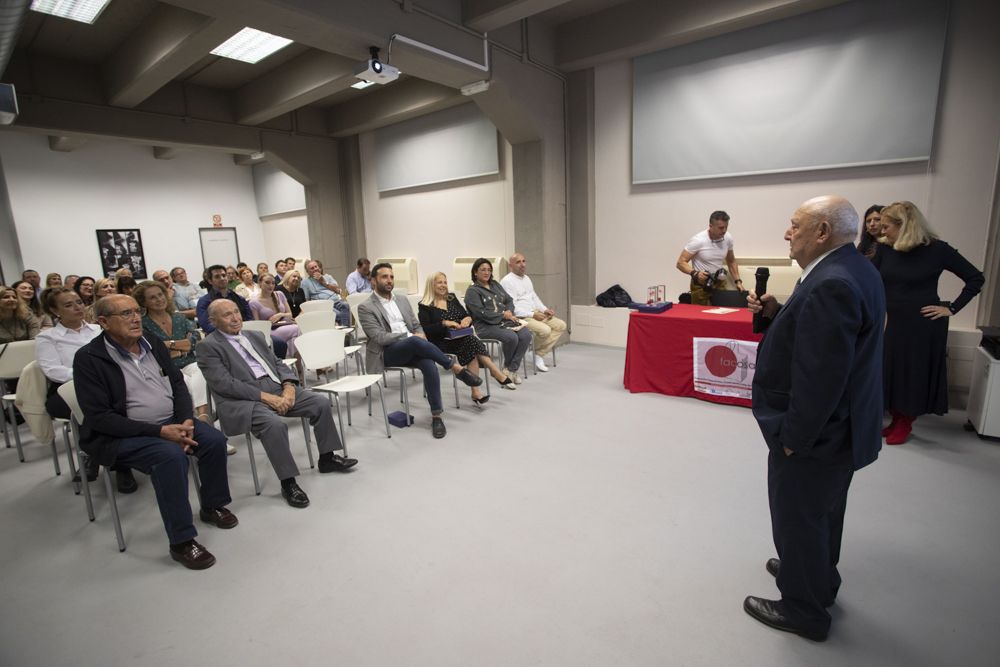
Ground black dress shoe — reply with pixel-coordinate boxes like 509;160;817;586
743;596;828;641
455;368;483;387
169;540;216;570
317;453;359;473
431;417;446;439
72;454;101;484
281;480;310;508
199;507;239;529
116;469;138;494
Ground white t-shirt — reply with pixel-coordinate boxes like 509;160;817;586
684;230;733;274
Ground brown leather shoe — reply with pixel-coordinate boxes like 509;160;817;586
199;507;239;529
169;540;216;570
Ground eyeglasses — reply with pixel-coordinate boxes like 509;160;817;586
108;309;141;319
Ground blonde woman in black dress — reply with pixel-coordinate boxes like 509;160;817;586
874;201;984;445
418;272;515;405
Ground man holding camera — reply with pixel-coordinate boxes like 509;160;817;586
676;210;744;305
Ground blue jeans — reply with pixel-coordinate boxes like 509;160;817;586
383;336;453;414
114;420;230;545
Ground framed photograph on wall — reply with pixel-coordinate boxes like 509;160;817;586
96;229;147;279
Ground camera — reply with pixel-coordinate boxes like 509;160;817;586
704;268;728;290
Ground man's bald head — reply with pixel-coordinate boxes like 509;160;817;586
509;253;526;277
208;299;244;335
785;196;859;269
797;196;859;245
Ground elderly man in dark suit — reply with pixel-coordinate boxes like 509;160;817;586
357;263;482;439
196;299;357;508
745;196;886;641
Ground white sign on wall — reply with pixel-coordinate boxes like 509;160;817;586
692;337;758;400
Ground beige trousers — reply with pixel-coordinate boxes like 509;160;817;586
521;312;567;357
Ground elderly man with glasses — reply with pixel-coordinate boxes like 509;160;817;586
73;294;236;570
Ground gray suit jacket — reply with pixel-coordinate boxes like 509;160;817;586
357;292;422;374
196;329;298;435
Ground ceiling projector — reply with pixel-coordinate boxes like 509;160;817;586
354;57;399;85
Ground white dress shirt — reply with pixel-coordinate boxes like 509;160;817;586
499;272;546;318
35;321;102;383
376;293;411;336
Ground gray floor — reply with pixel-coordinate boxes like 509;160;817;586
1;343;999;666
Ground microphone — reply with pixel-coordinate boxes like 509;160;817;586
752;267;770;334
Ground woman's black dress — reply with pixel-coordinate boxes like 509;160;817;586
418;295;487;365
873;240;984;416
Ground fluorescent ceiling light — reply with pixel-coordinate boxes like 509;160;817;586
30;0;112;24
350;80;376;90
211;28;293;64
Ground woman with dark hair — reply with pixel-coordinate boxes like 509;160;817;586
73;275;96;306
116;276;137;296
419;272;515;403
249;273;300;356
0;284;40;343
874;201;985;445
464;258;532;384
857;204;884;259
235;266;261;301
12;279;52;329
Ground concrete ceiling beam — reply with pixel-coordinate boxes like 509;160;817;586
325;78;465;138
47;135;87;152
462;0;573;33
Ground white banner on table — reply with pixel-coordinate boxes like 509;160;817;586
693;337;758;399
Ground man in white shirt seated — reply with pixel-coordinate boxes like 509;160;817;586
170;266;203;319
345;257;372;295
302;259;351;326
675;210;744;305
357;263;483;439
499;253;566;372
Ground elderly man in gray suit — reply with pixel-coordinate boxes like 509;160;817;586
358;263;482;439
197;300;357;508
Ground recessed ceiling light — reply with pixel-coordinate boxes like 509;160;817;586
30;0;112;24
350;80;376;90
211;28;293;64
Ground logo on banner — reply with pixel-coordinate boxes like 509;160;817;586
693;337;758;399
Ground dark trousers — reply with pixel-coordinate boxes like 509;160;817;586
383;336;453;413
115;420;231;545
768;449;854;634
271;336;288;359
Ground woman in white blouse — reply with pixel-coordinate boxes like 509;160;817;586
234;266;261;301
35;287;102;420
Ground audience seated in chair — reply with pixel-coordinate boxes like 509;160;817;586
74;294;236;570
276;270;307;318
249;273;301;357
301;259;351;326
196;300;357;509
417;272;516;405
234;266;261;302
357;263;483;439
500;253;566;372
85;278;117;324
345;257;373;295
13;279;52;329
196;264;288;358
0;284;41;344
169;266;202;319
464;258;531;384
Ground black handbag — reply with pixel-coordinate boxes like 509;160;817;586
596;284;633;307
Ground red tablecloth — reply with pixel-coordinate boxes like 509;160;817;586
623;304;763;407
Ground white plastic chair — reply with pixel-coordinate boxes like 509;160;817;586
298;300;331;314
295;330;390;450
0;340;37;461
240;319;273;338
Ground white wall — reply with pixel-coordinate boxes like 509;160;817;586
252;162;306;217
0;131;266;280
592;0;999;334
359;132;515;294
260;212;310;266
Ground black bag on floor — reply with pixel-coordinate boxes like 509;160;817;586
596;284;633;307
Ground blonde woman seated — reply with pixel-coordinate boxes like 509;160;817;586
418;272;516;405
134;281;227;452
249;273;301;357
84;278;117;323
234;266;261;301
45;273;63;289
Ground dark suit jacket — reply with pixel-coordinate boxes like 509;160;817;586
752;243;886;470
73;333;194;466
196;329;298;435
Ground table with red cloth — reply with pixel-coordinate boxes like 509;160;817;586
623;304;763;407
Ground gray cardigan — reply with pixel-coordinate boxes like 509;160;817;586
464;280;514;326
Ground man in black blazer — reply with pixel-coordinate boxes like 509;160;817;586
745;196;886;641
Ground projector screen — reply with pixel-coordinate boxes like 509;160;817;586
632;0;949;184
374;103;499;193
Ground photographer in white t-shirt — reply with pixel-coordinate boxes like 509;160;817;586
675;210;743;305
